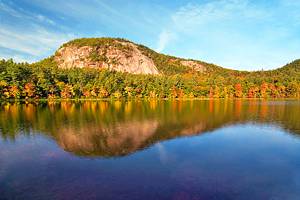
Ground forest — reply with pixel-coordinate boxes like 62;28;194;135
0;56;300;100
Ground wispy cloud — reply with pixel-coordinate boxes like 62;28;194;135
156;30;176;52
171;0;269;30
0;26;74;56
1;0;300;69
0;0;75;62
157;0;269;50
36;14;56;26
0;22;75;63
0;48;36;63
0;0;163;62
24;0;159;36
280;0;300;6
155;0;300;70
0;0;56;26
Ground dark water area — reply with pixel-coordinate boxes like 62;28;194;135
1;100;300;200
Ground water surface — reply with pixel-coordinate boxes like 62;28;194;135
1;100;300;200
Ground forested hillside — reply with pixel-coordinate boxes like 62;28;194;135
0;38;300;100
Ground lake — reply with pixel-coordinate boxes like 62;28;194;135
1;100;300;200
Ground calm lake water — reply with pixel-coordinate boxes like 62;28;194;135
1;100;300;200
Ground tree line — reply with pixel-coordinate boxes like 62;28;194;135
0;58;300;100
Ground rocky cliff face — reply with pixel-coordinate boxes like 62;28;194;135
55;39;159;75
53;37;216;75
180;60;206;73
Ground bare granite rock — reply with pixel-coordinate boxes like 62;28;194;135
180;60;206;73
55;40;159;75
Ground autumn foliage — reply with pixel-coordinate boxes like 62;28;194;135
0;58;300;100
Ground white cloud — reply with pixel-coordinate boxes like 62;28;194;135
0;26;74;57
1;0;300;69
280;0;300;6
170;0;269;33
155;0;266;54
0;1;56;26
36;14;56;26
0;1;23;18
155;0;300;70
24;0;158;35
156;30;176;52
0;52;36;63
0;1;75;62
0;0;162;62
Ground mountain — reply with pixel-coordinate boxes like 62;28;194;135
55;38;159;75
53;37;226;75
277;59;300;74
0;37;300;100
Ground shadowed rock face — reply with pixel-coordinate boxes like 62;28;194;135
55;40;159;75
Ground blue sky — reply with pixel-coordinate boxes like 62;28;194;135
1;0;300;70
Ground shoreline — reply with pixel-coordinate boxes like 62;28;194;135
1;97;300;104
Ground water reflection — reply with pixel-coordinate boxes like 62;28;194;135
1;100;300;157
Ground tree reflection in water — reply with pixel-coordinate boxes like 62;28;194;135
0;100;300;157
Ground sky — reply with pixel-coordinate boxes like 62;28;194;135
1;0;300;70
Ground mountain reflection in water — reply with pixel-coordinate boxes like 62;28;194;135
1;100;300;157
